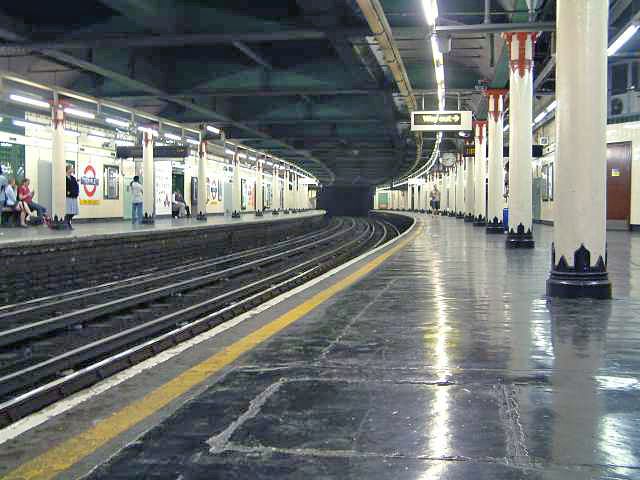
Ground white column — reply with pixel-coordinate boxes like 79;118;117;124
547;0;611;298
197;139;208;216
282;165;289;210
456;161;464;216
443;171;450;212
504;31;537;247
486;89;507;232
51;103;65;220
271;165;279;211
142;132;155;217
255;160;263;213
474;120;488;223
465;146;475;220
232;151;241;214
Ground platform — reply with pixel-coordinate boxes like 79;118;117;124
2;213;640;479
0;210;324;247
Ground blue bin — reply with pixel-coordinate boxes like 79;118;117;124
503;208;509;231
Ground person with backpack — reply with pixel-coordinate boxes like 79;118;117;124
65;165;80;228
128;176;143;224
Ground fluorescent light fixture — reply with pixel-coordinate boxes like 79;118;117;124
266;161;274;166
13;119;46;129
89;130;112;138
186;138;200;145
504;125;509;132
10;94;50;109
87;134;111;143
64;107;95;120
545;100;557;113
430;35;441;57
106;117;130;128
64;130;80;137
435;64;445;83
206;125;221;134
238;152;247;159
421;0;438;27
534;111;547;124
249;155;256;161
137;126;158;137
225;148;235;155
115;140;135;147
608;24;639;56
164;132;182;141
458;131;468;137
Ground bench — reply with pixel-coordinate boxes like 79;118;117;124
1;207;18;227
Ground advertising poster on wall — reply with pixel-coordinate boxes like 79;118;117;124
241;179;248;210
155;160;172;215
79;158;101;206
206;176;223;206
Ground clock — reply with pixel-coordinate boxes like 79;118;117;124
441;152;457;168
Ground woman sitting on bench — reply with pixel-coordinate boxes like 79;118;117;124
6;178;32;227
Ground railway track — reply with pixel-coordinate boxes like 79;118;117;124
0;215;407;428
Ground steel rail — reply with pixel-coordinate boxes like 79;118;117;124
0;218;377;399
0;218;340;320
0;219;355;348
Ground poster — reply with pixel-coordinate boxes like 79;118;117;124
155;160;172;215
206;176;223;206
79;158;101;206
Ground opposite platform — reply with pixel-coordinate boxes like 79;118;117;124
2;213;640;479
0;210;324;247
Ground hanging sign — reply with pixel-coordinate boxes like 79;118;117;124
411;110;473;132
116;145;190;159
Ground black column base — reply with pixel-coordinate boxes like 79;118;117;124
48;216;72;230
546;271;612;299
506;223;534;248
473;215;486;227
231;210;241;218
255;210;264;217
486;216;504;234
463;213;474;223
546;243;612;299
455;211;465;219
141;213;155;225
196;212;207;221
420;209;426;214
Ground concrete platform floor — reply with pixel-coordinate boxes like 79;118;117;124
3;214;640;479
0;210;323;246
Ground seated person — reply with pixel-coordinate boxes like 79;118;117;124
172;191;187;218
18;178;47;219
5;177;32;227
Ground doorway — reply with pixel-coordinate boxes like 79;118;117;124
606;142;632;230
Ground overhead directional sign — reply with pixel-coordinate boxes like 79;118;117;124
411;110;473;132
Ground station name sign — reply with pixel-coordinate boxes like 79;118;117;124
411;110;473;132
463;145;544;158
116;145;190;159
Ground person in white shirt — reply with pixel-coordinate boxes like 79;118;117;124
172;191;187;218
128;176;144;224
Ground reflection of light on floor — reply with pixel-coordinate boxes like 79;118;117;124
599;414;638;467
530;299;553;367
423;256;451;474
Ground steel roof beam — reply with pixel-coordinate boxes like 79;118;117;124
435;21;555;34
101;88;390;100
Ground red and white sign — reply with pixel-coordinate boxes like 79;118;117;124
80;161;101;205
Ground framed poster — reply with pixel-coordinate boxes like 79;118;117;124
541;164;549;201
547;162;554;201
241;178;247;210
103;165;120;200
155;160;172;215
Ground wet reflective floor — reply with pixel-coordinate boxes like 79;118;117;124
88;215;640;479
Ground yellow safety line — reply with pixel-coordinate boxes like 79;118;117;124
3;222;419;480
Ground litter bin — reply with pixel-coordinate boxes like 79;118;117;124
503;208;509;232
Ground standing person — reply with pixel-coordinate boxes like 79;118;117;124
6;177;31;227
430;185;441;213
18;178;47;218
128;175;143;224
65;165;79;228
0;166;7;208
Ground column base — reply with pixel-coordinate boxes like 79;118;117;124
456;211;465;219
506;223;534;248
141;213;155;225
231;210;241;218
485;216;504;234
546;243;612;299
196;212;208;221
546;271;612;299
255;211;264;217
420;209;426;214
48;216;72;231
473;215;486;227
272;210;280;215
463;213;474;223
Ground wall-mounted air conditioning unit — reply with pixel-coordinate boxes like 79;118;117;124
609;91;640;119
539;136;549;146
